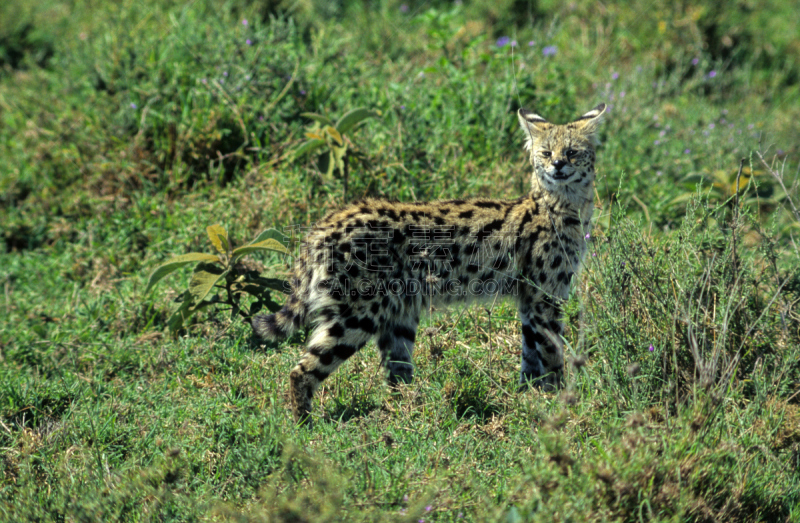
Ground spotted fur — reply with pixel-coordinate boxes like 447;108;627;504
252;103;607;426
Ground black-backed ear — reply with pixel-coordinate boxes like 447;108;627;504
518;108;549;150
573;103;607;144
578;103;606;121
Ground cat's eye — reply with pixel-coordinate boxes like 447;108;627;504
566;149;577;157
541;151;552;158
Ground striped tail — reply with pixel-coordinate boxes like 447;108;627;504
251;295;307;340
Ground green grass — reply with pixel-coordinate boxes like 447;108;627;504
2;0;800;521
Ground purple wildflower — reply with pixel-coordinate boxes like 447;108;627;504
223;71;228;77
242;19;248;26
654;140;661;145
300;90;306;95
496;36;510;47
511;40;517;47
425;505;432;512
130;102;137;109
612;72;619;80
708;70;717;78
585;233;591;240
246;39;252;45
542;45;557;56
403;495;409;502
648;344;654;352
691;58;699;65
400;4;409;12
684;149;691;154
708;123;715;129
201;78;207;84
528;40;535;46
400;105;406;110
657;170;663;176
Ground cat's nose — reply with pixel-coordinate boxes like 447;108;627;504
553;159;568;170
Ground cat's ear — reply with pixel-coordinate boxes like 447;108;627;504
518;108;550;150
572;103;607;145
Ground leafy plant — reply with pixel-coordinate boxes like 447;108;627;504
144;225;293;333
674;165;777;210
294;107;381;201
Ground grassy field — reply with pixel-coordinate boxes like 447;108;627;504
2;0;800;521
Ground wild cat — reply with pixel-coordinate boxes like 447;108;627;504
252;103;606;425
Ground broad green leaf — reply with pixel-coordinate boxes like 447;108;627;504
710;169;728;185
233;279;289;297
670;192;699;205
293;138;325;160
731;176;752;194
326;151;336;177
145;253;220;294
167;291;214;333
167;291;194;333
323;126;343;146
232;239;291;260
680;173;705;184
206;224;229;254
335;108;381;135
231;277;290;295
254;277;292;294
188;263;228;304
740;167;765;177
301;112;335;127
232;282;271;297
332;144;347;172
250;228;290;248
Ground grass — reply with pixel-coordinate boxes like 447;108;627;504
1;0;800;521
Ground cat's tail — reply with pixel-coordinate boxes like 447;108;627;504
251;293;307;340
